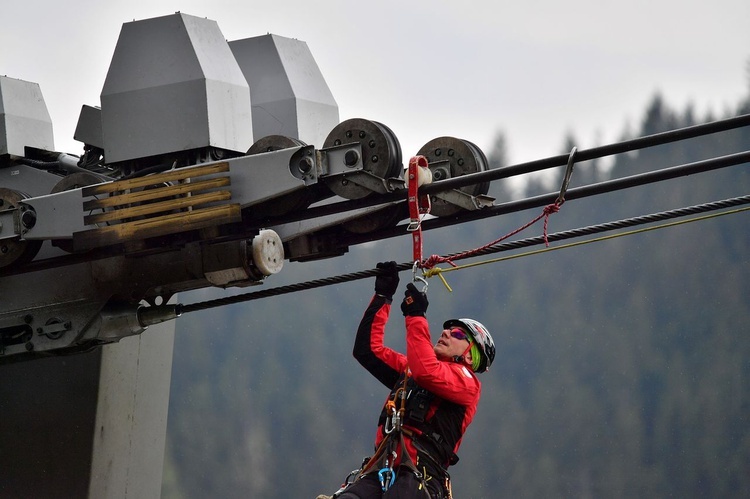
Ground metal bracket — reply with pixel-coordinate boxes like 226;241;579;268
331;170;401;195
289;146;319;186
423;158;494;210
431;189;495;211
426;159;453;182
318;142;403;196
317;142;365;176
37;319;71;339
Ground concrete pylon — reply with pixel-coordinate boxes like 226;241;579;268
0;322;175;498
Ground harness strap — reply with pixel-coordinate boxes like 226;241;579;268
357;371;455;497
361;371;411;475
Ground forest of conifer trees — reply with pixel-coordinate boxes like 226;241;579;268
162;90;750;498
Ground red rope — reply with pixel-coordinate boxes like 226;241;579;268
542;201;562;245
421;201;563;269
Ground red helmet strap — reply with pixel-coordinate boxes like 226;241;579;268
452;342;474;368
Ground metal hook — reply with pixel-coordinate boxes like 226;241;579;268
379;467;395;492
556;146;577;205
384;417;394;434
412;261;428;294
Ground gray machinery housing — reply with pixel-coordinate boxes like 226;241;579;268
100;13;254;164
231;33;339;148
79;12;339;168
0;77;55;156
0;12;492;362
0;12;494;499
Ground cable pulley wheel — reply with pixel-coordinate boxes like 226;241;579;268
50;171;108;194
417;137;491;217
0;188;43;269
323;118;402;200
247;135;314;216
247;135;307;155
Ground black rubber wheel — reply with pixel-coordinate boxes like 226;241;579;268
416;137;490;217
322;118;402;200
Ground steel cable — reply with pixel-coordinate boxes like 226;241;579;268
177;194;750;315
249;115;750;229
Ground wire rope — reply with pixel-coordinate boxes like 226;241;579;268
424;205;750;280
177;194;750;315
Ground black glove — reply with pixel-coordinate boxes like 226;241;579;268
374;261;400;300
401;283;429;317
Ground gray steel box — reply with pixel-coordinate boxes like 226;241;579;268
230;34;339;148
100;13;253;163
0;76;54;156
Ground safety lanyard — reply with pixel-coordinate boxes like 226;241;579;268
406;156;431;265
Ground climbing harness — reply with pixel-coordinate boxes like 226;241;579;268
333;371;451;497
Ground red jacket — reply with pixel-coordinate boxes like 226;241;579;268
353;295;481;471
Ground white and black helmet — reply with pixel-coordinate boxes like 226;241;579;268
443;318;495;373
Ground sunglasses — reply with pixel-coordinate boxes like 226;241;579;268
449;328;472;342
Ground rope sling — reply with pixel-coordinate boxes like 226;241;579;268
407;148;577;291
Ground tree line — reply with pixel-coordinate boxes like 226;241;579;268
162;89;750;498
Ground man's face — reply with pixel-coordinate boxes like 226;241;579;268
434;327;472;360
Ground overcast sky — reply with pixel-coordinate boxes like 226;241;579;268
3;0;749;168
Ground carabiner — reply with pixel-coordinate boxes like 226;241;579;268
556;146;577;205
412;261;428;294
378;467;395;491
384;406;397;434
384;418;394;434
378;451;398;491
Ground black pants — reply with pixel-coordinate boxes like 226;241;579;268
336;468;445;499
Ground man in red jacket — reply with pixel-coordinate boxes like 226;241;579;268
333;261;495;499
